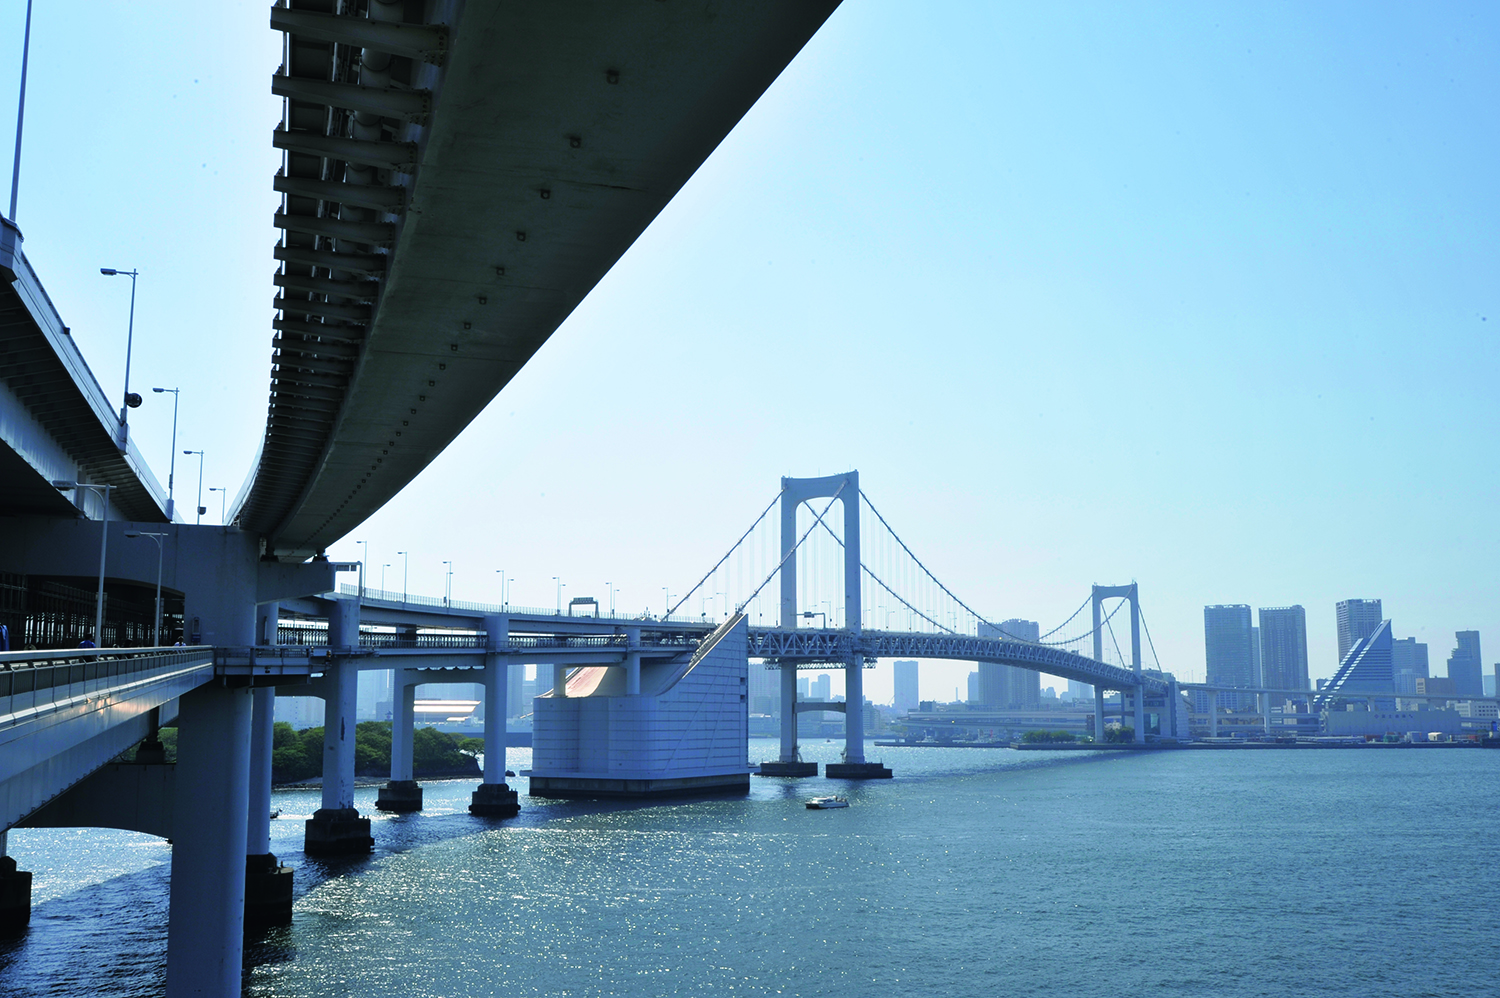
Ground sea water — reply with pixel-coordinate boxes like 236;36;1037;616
1;740;1496;997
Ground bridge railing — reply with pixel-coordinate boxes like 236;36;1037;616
334;583;710;624
0;647;215;726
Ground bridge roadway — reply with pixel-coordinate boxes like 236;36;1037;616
235;1;841;559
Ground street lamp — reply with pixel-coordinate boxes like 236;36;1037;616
151;387;179;519
606;581;614;617
356;540;368;601
124;531;166;645
662;588;673;618
381;563;390;593
182;449;205;524
495;569;506;610
51;480;112;646
397;550;409;604
553;576;563;615
207;486;227;525
99;267;141;448
443;560;453;606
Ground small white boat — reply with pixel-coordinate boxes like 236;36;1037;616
805;796;849;809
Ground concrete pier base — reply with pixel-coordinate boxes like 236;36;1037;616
375;780;424;813
303;807;372;857
825;762;893;779
0;857;31;935
468;782;521;817
244;853;293;930
756;761;819;777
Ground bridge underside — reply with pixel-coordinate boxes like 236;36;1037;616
239;1;841;558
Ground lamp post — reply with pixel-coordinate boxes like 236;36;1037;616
52;480;111;645
443;560;453;606
99;267;141;448
182;449;204;524
8;0;33;223
207;486;227;525
124;530;166;645
606;581;614;617
495;569;506;610
397;550;408;604
356;540;368;602
553;576;563;615
381;563;390;593
151;387;179;519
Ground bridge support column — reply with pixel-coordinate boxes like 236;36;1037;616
1209;691;1219;737
0;833;30;936
1094;687;1107;742
624;651;641;695
305;599;372;857
552;664;568;697
165;684;251;998
245;686;292;928
826;657;891;779
471;616;519;818
758;664;817;776
376;670;421;812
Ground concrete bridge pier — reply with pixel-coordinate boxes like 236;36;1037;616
376;669;422;812
245;685;293;927
471;616;520;817
0;833;30;935
1094;686;1107;741
826;656;890;779
304;599;372;856
758;664;816;777
164;684;252;998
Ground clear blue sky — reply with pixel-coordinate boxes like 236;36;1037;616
3;2;1495;699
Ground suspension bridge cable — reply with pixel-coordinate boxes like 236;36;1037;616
1138;604;1163;671
1037;593;1093;641
805;518;956;633
1045;595;1129;650
737;484;847;615
667;489;783;619
1103;604;1128;668
858;490;996;627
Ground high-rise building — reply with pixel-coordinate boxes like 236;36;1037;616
1322;620;1395;698
976;620;1040;709
966;671;979;704
1066;679;1094;701
810;673;832;701
1447;631;1483;697
893;660;919;713
1204;604;1255;710
1250;626;1262;686
748;660;779;716
1336;599;1383;663
1391;637;1429;680
1258;606;1309;691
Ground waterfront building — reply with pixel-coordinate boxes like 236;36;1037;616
1204;604;1255;710
1336;599;1383;663
1447;631;1483;697
966;671;979;704
1322;619;1395;698
811;673;832;701
893;660;919;712
798;676;810;699
1066;678;1094;701
1258;606;1309;691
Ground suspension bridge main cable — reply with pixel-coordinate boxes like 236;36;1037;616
806;518;956;633
858;490;996;628
737;483;847;615
667;489;784;619
1103;604;1128;667
1138;603;1163;671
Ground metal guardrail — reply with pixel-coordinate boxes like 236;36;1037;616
0;647;215;722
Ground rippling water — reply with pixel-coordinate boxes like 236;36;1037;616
2;741;1497;997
